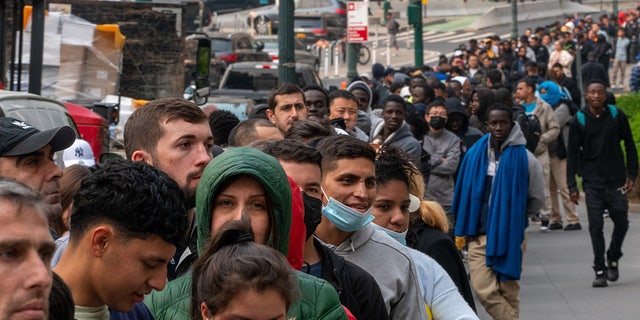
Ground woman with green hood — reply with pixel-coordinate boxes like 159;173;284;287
145;147;347;320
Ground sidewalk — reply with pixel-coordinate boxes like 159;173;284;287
475;203;640;320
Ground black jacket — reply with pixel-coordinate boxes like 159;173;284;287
408;220;477;312
312;238;390;320
567;105;638;193
558;75;582;107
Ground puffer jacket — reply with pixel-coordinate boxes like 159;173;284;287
145;147;346;320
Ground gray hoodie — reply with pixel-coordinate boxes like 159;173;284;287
496;122;546;215
370;121;421;165
423;129;461;207
322;223;428;320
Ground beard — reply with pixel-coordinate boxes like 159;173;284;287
182;186;196;208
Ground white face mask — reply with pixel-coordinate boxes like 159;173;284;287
322;197;374;232
320;188;373;232
373;223;408;246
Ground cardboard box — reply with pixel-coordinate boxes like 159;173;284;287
61;19;94;46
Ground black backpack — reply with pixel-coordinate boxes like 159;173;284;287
513;106;542;153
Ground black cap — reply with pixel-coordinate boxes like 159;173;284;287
0;117;76;157
383;67;395;77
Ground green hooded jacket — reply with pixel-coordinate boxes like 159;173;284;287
145;147;346;320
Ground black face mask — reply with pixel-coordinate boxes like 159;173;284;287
429;116;447;130
302;192;323;240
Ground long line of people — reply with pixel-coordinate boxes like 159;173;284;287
1;10;638;320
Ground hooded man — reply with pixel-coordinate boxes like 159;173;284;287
347;80;374;134
145;147;347;320
452;103;545;320
369;95;422;165
445;98;484;160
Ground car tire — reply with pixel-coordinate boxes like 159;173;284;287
253;15;272;35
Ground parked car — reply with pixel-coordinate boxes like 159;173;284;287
0;90;81;167
293;13;346;46
209;32;271;64
247;0;346;34
215;62;323;104
255;35;320;69
205;0;270;15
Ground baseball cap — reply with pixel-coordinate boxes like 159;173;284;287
63;139;95;167
453;50;463;57
0;117;75;157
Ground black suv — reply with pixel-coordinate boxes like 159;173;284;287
294;13;346;46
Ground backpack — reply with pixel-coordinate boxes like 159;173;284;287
392;20;399;33
551;98;579;159
574;105;619;175
513;107;542;153
576;104;618;133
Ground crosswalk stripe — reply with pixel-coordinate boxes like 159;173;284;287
446;32;493;44
423;31;458;42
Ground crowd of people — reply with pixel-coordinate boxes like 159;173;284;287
1;9;639;320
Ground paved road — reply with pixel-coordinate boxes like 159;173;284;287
474;203;640;320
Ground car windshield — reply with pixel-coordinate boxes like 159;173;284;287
211;38;232;52
294;18;323;29
261;39;278;50
0;99;76;131
223;68;279;91
208;101;251;120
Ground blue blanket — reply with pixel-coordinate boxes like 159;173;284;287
452;134;529;280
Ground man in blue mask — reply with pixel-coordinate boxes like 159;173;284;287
314;135;427;320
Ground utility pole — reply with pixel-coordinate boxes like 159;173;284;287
408;0;423;67
510;0;517;41
28;0;45;95
279;0;295;84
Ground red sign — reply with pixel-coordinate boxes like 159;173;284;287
347;1;368;43
348;26;368;43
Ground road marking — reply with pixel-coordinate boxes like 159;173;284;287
422;31;458;42
446;32;493;44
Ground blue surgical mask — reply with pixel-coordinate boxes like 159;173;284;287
322;197;374;232
373;223;408;246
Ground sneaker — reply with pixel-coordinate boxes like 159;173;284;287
593;269;608;287
381;51;388;56
530;213;541;224
607;259;619;282
394;52;399;56
603;209;609;219
540;220;550;233
549;222;563;230
564;223;582;231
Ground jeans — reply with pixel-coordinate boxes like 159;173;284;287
585;188;629;270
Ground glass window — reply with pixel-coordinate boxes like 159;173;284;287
211;39;232;52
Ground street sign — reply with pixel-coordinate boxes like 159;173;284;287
347;1;368;43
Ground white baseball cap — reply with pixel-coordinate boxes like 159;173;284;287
63;139;95;167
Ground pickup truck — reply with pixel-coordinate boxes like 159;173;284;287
214;62;323;105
